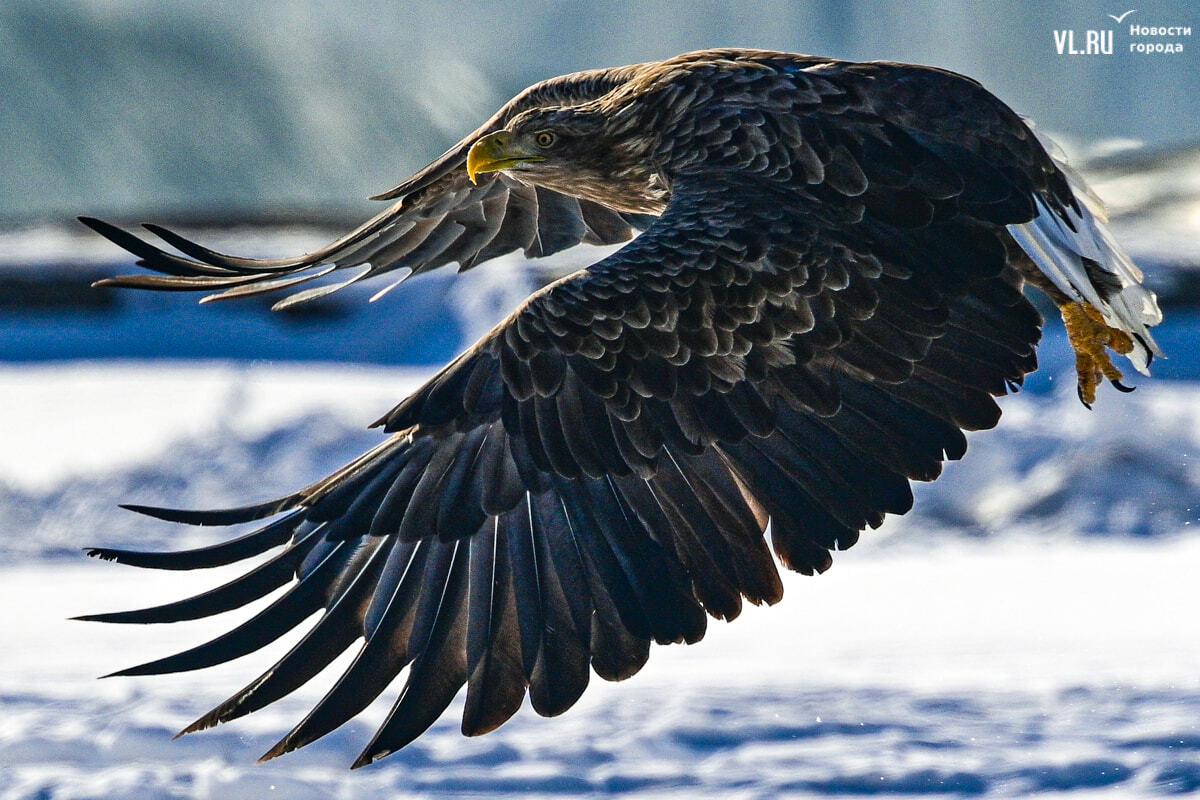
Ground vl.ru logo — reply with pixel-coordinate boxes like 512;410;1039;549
1053;27;1114;55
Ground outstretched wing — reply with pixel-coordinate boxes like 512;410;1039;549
84;139;1043;768
80;65;655;310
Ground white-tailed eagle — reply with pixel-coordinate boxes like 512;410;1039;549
77;49;1162;767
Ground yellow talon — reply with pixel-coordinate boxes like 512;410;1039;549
1061;301;1134;408
1080;302;1134;355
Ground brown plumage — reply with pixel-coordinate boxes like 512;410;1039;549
78;48;1161;767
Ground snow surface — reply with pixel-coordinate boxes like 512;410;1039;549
5;541;1200;798
2;363;1200;798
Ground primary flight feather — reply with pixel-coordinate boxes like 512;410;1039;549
79;48;1162;767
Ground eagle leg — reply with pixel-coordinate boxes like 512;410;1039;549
1060;301;1135;408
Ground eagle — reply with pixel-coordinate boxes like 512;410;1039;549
78;49;1162;767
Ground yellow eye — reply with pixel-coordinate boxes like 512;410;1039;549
534;130;557;148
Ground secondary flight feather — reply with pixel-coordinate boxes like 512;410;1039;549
79;48;1162;767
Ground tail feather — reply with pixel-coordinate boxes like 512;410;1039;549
1008;127;1163;374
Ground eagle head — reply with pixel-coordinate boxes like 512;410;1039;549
466;105;668;214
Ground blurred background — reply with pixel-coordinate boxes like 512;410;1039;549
3;2;1200;798
4;0;1200;222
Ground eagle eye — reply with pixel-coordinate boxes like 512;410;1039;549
533;130;558;149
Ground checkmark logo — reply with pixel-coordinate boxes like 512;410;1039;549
1108;9;1136;23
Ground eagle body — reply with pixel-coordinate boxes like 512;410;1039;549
78;49;1162;767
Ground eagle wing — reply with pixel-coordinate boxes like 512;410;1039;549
84;138;1043;766
80;64;655;310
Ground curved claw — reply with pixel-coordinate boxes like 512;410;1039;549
1110;379;1137;394
1076;384;1093;410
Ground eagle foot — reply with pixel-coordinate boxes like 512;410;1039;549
1061;301;1135;408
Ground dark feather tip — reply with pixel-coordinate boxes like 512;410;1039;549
83;547;120;562
118;499;294;526
119;503;184;518
97;666;132;679
70;610;132;624
257;742;291;764
174;716;214;739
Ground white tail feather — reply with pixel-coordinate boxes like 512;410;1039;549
1006;127;1163;375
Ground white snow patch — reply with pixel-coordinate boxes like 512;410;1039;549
0;362;431;491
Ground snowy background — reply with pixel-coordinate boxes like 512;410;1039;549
4;2;1200;798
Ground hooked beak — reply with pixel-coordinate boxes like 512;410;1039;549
466;132;544;184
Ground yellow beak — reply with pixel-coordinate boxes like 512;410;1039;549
466;132;543;184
